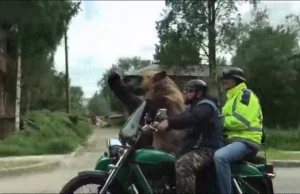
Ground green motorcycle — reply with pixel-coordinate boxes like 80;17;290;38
60;101;275;194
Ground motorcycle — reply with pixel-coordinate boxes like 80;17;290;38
60;101;275;194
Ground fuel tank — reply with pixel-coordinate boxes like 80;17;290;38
132;148;176;180
132;148;176;164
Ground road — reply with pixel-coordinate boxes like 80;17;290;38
273;167;300;193
0;128;299;193
0;128;118;193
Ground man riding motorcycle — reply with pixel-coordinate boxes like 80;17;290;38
155;79;223;194
214;67;263;194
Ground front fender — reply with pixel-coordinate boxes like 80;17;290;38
95;153;113;171
78;170;108;178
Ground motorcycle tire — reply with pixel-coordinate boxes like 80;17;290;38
59;175;122;194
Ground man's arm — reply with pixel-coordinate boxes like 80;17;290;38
223;89;261;130
108;72;143;114
167;103;214;130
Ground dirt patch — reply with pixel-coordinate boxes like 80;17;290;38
72;128;119;156
0;160;41;170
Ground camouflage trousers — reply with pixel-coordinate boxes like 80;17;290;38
175;149;214;194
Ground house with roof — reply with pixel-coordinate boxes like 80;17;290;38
124;63;230;90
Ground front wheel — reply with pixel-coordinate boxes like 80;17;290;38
60;175;122;194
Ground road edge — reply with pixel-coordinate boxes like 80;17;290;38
0;129;95;178
69;130;95;157
0;160;61;178
271;160;300;168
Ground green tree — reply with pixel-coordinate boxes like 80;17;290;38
70;86;85;114
29;71;66;111
1;0;80;113
0;1;80;56
87;92;110;116
20;52;56;114
232;8;300;128
154;0;257;96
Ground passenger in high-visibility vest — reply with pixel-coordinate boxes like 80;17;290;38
214;67;263;194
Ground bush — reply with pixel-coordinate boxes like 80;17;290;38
265;128;300;151
0;110;92;156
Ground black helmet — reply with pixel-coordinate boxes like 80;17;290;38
185;79;208;93
221;67;246;82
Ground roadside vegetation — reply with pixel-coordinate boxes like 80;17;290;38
0;110;91;156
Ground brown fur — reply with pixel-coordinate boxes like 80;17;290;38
141;71;186;155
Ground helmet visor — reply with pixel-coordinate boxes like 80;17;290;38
183;87;195;93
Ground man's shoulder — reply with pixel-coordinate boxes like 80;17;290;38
238;88;260;106
197;97;220;111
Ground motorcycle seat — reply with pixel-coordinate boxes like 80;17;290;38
144;146;155;149
245;155;266;164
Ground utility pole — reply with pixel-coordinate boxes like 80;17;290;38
64;29;70;113
15;25;21;132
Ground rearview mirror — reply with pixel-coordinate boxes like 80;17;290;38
155;109;168;122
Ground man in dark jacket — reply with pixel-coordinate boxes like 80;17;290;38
155;79;223;194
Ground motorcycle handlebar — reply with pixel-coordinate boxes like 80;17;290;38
141;123;158;133
141;109;168;134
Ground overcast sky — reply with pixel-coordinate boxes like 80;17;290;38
53;1;300;98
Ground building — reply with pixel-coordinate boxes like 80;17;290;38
124;64;231;89
105;112;125;126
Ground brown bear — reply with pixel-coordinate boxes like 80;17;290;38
140;70;186;155
107;70;185;155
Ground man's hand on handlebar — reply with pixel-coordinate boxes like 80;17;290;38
153;119;169;132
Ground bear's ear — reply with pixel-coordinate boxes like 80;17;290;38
153;71;167;83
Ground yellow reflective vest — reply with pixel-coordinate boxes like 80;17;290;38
222;83;263;146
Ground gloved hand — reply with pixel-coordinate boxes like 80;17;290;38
107;71;121;87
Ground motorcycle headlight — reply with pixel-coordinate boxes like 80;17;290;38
109;145;125;158
106;138;126;158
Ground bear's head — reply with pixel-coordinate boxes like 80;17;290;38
140;71;185;115
123;71;169;96
140;71;168;91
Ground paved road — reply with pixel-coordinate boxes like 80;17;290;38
273;167;300;193
0;128;299;193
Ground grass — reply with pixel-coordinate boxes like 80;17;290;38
254;128;300;160
0;110;92;157
0;160;41;170
265;129;300;151
262;149;300;160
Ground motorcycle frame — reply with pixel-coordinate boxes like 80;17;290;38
98;146;154;194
